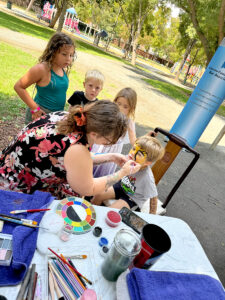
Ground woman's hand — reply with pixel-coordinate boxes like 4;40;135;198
110;153;128;167
147;130;157;137
120;160;141;177
31;108;46;120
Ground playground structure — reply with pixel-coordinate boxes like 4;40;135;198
64;7;80;34
39;3;100;37
170;59;205;86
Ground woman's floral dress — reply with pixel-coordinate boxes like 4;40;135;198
0;112;87;198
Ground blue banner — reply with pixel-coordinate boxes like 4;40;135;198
170;39;225;148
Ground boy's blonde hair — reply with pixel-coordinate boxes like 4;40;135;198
114;87;137;119
136;135;165;163
85;69;105;85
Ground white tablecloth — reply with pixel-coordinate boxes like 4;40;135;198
0;200;220;300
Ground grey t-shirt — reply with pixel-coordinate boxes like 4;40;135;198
120;166;158;209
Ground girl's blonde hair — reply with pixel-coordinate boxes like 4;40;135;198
57;100;127;145
114;87;137;119
39;33;75;74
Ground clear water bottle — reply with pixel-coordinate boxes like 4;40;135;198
101;229;141;281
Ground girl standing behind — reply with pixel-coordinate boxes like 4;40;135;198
92;87;137;177
14;32;75;124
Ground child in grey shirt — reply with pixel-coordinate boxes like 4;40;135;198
91;135;165;214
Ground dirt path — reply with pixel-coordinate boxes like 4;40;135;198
1;26;225;150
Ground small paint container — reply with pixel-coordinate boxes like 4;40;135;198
0;233;13;266
105;211;122;227
99;246;109;257
59;224;73;242
93;226;102;237
99;237;108;247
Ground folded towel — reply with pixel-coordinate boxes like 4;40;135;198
0;190;54;286
126;268;225;300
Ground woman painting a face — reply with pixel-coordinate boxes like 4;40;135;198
0;101;141;198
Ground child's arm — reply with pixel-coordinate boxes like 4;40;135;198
14;64;46;119
128;119;136;145
149;196;158;214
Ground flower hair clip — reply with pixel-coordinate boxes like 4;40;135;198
74;107;86;126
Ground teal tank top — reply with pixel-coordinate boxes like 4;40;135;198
34;70;69;111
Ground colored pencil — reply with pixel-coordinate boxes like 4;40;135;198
49;264;64;300
0;213;37;225
68;258;87;289
10;209;51;214
48;248;92;285
61;255;86;293
49;269;55;300
49;262;75;300
52;259;80;298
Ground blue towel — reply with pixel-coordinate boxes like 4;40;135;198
126;268;225;300
0;190;54;286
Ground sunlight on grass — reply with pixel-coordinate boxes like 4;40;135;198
143;78;192;103
0;42;36;120
0;42;113;120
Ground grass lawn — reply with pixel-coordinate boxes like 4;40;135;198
0;11;123;63
143;78;225;118
143;78;192;104
0;10;224;119
0;42;112;121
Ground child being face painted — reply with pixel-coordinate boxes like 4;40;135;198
128;136;165;168
128;143;148;166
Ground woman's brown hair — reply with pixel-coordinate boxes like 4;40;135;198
39;33;75;74
57;100;128;145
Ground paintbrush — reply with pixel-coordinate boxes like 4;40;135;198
49;254;87;259
48;248;92;285
0;216;49;230
10;208;51;214
67;258;87;289
61;254;86;292
0;213;37;225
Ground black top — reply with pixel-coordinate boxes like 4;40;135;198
68;91;98;106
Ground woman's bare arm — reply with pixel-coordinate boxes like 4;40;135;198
64;144;140;196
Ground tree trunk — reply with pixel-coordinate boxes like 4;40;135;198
183;48;199;84
175;39;196;81
56;0;67;32
131;36;138;65
218;0;225;44
49;8;62;28
26;0;35;11
187;0;213;65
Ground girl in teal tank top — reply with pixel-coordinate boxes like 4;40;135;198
14;33;75;124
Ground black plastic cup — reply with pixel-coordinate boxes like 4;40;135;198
132;224;171;269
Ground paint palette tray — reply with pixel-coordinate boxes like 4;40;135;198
0;233;13;266
56;197;96;235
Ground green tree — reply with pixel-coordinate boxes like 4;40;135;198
118;0;157;65
170;0;225;65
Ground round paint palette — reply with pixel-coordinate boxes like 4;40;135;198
56;197;96;234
